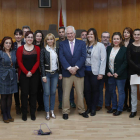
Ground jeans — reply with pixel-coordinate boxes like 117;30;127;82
58;79;75;103
98;76;111;107
84;71;101;111
108;77;126;111
42;72;58;112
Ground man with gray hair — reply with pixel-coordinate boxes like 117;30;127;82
59;26;88;120
96;31;112;111
21;25;31;43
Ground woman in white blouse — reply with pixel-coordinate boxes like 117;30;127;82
40;33;62;120
106;32;127;116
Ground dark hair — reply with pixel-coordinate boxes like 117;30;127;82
123;27;133;39
111;32;124;47
0;36;14;51
14;28;23;35
22;25;31;31
25;31;33;38
87;28;98;45
59;26;65;30
33;30;44;48
133;28;140;33
81;30;87;34
101;31;110;38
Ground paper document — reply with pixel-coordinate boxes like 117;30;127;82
130;74;140;85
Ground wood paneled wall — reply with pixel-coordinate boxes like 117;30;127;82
0;0;140;39
67;0;140;37
0;0;58;39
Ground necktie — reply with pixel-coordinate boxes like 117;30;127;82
70;42;74;55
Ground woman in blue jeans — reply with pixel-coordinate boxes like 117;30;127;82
106;32;127;116
40;33;62;120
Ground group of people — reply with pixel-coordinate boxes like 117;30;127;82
0;25;140;123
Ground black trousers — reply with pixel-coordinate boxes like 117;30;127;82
37;77;44;106
19;72;39;115
84;71;101;111
124;78;131;107
14;83;20;106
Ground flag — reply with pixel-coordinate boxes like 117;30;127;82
59;5;64;27
58;0;66;27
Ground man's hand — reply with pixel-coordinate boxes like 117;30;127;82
69;67;78;75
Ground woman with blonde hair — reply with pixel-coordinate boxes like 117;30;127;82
40;33;62;120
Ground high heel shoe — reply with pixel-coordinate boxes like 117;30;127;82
50;110;56;119
46;112;50;120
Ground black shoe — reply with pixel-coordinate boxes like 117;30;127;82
90;110;96;116
113;111;122;116
37;105;44;111
79;112;89;118
129;112;137;118
107;108;117;113
22;114;27;121
16;106;21;115
58;102;62;109
105;106;111;111
31;114;36;121
70;102;76;108
127;107;131;112
85;109;91;114
96;106;102;111
123;105;128;111
63;114;68;120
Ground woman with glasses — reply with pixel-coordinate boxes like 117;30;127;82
84;28;106;116
127;29;140;119
0;37;18;123
16;31;40;121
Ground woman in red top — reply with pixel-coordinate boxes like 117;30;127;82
16;31;40;121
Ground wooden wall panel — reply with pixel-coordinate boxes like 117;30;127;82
66;0;80;30
79;0;94;31
44;0;58;30
108;0;122;36
0;0;2;39
122;0;136;31
17;0;31;30
30;0;45;32
93;0;108;37
136;0;140;29
2;0;17;38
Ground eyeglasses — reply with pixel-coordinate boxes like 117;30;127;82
26;37;33;39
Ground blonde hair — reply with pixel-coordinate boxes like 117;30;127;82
44;33;56;48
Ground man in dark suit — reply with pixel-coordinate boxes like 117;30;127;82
59;26;88;120
56;26;76;109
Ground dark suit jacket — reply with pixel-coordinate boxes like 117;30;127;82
106;46;127;80
59;39;86;77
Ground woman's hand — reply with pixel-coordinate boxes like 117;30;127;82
97;74;103;80
107;72;113;77
59;75;62;80
26;71;32;77
42;77;47;83
114;73;118;78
